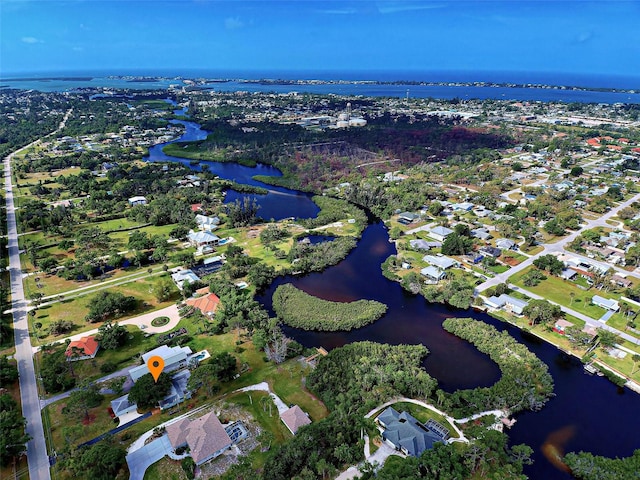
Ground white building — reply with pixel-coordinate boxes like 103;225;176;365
128;196;147;206
129;345;193;382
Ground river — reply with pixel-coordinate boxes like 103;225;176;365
148;104;640;479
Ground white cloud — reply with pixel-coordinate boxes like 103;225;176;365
224;17;244;30
377;2;446;14
21;36;41;44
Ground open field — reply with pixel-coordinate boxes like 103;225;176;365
510;266;612;319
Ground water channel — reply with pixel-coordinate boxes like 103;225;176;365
145;104;640;479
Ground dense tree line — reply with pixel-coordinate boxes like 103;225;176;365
442;318;554;417
40;345;76;393
0;394;31;467
422;278;476;310
563;449;640;480
288;236;357;273
376;430;532;480
61;436;127;480
272;283;387;331
307;342;437;414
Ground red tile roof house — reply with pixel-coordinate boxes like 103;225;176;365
280;405;311;435
185;287;221;316
65;336;100;361
166;411;232;465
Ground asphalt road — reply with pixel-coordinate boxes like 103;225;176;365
5;149;51;480
3;110;70;480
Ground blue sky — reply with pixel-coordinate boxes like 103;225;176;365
1;0;639;77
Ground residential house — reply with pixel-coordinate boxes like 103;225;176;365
376;407;448;457
187;231;220;248
398;212;420;225
195;214;220;231
110;394;137;418
471;228;492;241
560;269;578;281
186;288;221;316
611;275;632;288
159;369;192;411
485;294;528;315
495;238;517;250
423;255;459;270
166;411;233;465
429;226;454;242
592;295;620;312
65;336;99;361
171;269;201;290
128;196;147;206
129;345;193;382
420;266;446;282
410;239;431;251
479;246;502;259
280;405;312;435
452;202;474;211
553;319;574;335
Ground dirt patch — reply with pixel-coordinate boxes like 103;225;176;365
503;256;521;266
82;414;96;425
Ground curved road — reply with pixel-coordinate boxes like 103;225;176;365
3;110;71;480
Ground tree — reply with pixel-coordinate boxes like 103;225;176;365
441;232;473;256
570;166;584;177
0;356;18;384
67;436;126;480
97;321;128;350
533;254;565;275
428;201;444;216
632;354;640;375
63;382;104;421
152;276;176;302
85;291;137;323
523;299;563;325
0;395;30;467
596;329;620;351
128;372;172;410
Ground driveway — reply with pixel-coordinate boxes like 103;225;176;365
126;435;172;480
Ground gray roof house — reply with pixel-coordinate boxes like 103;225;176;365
420;266;446;281
110;394;137;418
496;238;517;250
129;345;192;382
592;295;620;312
280;405;311;435
423;255;458;270
471;228;492;241
410;239;432;251
376;407;448;457
485;294;528;315
398;212;420;224
429;226;454;242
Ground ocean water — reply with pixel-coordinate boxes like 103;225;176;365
2;69;639;104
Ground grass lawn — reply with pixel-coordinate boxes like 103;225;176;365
44;395;120;454
520;245;544;255
30;277;180;344
595;346;640;384
501;250;527;264
144;458;187;480
386;402;460;438
605;314;640;340
488;264;510;274
510;266;611;319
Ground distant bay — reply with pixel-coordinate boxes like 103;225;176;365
2;69;639;104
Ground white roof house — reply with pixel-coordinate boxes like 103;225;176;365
129;345;193;382
429;226;454;242
496;238;516;250
128;196;147;206
592;295;620;312
423;255;458;270
499;294;529;315
188;231;220;247
171;269;201;290
420;266;446;281
195;214;220;231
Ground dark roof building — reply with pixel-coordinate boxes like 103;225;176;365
376;407;448;457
